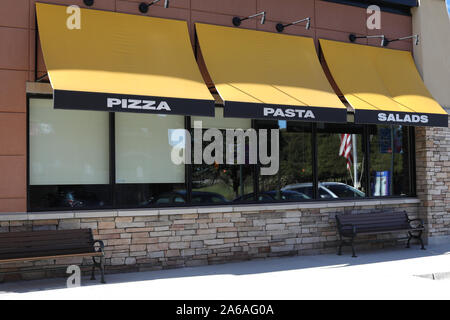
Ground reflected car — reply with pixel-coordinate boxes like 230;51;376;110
233;190;310;202
148;191;228;205
320;182;365;198
52;191;105;208
282;183;335;199
282;182;365;199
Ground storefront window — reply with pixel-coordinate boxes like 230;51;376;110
29;98;111;210
256;120;312;202
29;99;109;185
317;123;367;199
28;99;416;211
115;112;185;207
369;125;411;196
191;108;254;203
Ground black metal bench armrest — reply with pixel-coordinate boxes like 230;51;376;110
93;240;105;256
408;218;424;228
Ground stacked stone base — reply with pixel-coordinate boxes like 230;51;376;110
0;199;421;282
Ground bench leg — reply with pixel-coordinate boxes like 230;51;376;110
351;237;357;258
337;237;343;256
337;242;342;256
408;231;426;250
90;259;96;281
406;232;412;248
92;256;106;284
99;256;106;284
418;232;426;250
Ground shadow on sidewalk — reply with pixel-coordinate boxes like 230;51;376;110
1;243;449;294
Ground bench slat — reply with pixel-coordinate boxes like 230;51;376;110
0;240;95;253
340;221;410;228
0;234;93;248
0;229;92;239
340;215;408;220
0;244;95;257
0;247;98;261
0;252;102;264
338;214;407;222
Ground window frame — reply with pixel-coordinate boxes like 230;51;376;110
26;95;417;212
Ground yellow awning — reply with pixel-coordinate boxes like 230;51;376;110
195;23;347;122
320;39;448;127
36;3;214;116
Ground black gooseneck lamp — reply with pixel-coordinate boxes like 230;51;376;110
349;34;386;46
83;0;94;6
139;0;169;13
232;11;266;27
383;34;419;47
276;17;310;33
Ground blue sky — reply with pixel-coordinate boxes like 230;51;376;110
447;0;450;16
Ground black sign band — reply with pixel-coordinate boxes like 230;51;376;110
223;101;347;123
355;109;449;127
54;90;215;117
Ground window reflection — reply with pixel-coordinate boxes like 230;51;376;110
28;99;416;211
256;120;313;202
369;125;410;196
317;123;366;199
192;129;254;203
115;183;185;207
29;185;111;210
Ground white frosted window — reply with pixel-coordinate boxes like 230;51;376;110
29;98;109;185
191;107;251;129
115;113;185;184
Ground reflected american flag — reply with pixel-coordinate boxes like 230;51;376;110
339;134;353;171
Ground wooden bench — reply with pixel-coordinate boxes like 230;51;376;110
0;229;105;283
335;211;425;257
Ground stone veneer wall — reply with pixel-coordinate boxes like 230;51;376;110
416;119;450;243
0;199;420;282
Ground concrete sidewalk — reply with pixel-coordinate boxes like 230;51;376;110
1;243;450;300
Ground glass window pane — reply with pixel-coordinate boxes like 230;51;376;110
191;107;251;130
115;113;186;207
194;164;254;203
29;98;109;185
115;113;185;184
192;132;254;203
114;184;185;207
317;123;367;199
369;125;410;196
257;120;313;202
192;111;254;203
29;185;111;210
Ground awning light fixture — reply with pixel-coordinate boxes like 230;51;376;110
276;17;311;33
139;0;169;13
383;34;419;47
349;34;386;46
232;11;266;27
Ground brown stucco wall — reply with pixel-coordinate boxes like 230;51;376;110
0;0;414;213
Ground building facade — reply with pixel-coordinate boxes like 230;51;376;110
0;0;449;280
